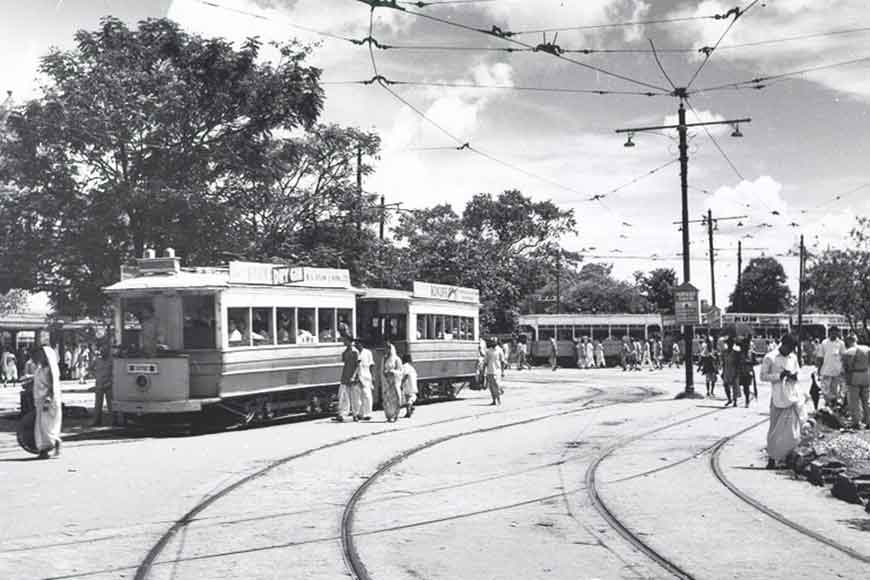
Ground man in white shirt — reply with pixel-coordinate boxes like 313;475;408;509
820;327;846;409
353;338;375;421
760;334;807;469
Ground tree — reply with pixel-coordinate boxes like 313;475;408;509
0;17;323;315
805;218;870;334
0;289;28;316
728;256;791;313
634;268;678;313
562;263;651;314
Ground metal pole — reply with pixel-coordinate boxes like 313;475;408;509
555;249;561;315
379;195;385;241
678;102;695;395
797;234;805;363
707;208;716;308
356;145;363;233
737;240;742;311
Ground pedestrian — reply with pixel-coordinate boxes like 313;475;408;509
92;345;113;426
548;336;558;371
32;345;62;459
74;344;90;384
381;340;403;422
699;345;718;398
738;336;757;407
501;338;512;371
632;339;642;371
333;337;358;422
842;334;870;430
485;338;505;405
620;338;630;371
516;336;528;370
400;353;418;418
762;334;808;469
477;336;487;384
671;340;681;367
813;338;824;369
641;339;653;371
585;338;594;370
594;339;605;368
353;338;375;421
573;338;584;369
2;348;17;387
819;327;846;411
721;337;742;408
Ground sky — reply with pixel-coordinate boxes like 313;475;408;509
3;0;870;311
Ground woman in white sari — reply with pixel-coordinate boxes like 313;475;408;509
381;342;403;422
33;346;62;459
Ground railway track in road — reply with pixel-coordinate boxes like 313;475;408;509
584;408;724;580
709;420;870;565
133;385;630;580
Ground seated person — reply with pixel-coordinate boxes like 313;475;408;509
297;327;314;343
228;321;245;345
319;328;335;342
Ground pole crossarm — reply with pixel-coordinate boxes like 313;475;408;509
672;214;748;225
616;118;751;134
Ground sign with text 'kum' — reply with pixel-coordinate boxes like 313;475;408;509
413;281;480;304
673;282;700;326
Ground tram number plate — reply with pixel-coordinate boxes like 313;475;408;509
127;363;159;374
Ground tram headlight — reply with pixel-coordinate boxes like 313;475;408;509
135;374;150;392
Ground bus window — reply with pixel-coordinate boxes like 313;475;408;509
182;295;216;350
252;307;273;346
277;308;296;344
338;308;353;341
298;308;316;343
228;308;250;347
318;308;337;343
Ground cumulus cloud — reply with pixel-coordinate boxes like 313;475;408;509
665;0;870;99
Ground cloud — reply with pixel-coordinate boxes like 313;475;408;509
665;0;870;99
664;108;732;135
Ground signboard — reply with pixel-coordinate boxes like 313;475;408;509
287;267;351;288
229;261;275;285
673;282;700;325
413;281;480;304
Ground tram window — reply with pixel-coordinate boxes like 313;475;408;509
298;308;316;343
228;308;250;347
539;326;555;340
386;315;407;342
182;295;216;350
338;309;352;341
120;296;155;350
416;316;426;340
457;318;466;340
434;316;444;339
277;308;296;344
252;307;273;346
558;327;573;341
427;315;436;339
318;308;337;343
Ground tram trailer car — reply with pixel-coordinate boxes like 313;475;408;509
105;253;480;428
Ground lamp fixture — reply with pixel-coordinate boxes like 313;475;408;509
730;123;743;138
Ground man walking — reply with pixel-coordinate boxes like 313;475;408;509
548;336;558;371
353;338;375;421
820;327;846;410
842;334;870;430
334;337;358;422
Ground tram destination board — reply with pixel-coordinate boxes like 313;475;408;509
673;283;700;326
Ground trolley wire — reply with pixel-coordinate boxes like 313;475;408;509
686;0;763;90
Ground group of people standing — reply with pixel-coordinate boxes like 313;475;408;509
334;337;418;423
697;336;758;407
573;337;606;369
619;337;668;372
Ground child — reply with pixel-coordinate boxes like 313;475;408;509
400;353;418;418
699;349;718;397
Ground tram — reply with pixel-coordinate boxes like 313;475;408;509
105;251;480;427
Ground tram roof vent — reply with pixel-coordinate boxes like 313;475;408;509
164;247;176;258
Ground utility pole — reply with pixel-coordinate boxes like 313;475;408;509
737;240;742;311
797;234;806;363
707;209;716;307
555;248;561;315
617;100;750;398
356;144;363;233
379;195;386;241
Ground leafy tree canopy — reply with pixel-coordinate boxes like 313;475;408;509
561;263;652;314
728;256;792;313
634;267;678;314
0;17;323;315
0;289;28;316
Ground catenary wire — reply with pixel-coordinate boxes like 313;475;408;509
686;0;763;90
196;0;358;43
323;78;665;97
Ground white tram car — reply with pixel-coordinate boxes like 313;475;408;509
105;252;480;427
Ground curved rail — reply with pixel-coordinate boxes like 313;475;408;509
135;385;614;579
710;420;870;565
584;408;724;580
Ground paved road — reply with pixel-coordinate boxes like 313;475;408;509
1;367;867;580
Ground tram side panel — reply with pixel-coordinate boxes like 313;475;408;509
408;340;478;399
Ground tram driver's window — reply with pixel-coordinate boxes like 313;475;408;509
318;308;337;343
298;308;315;343
252;307;273;346
277;308;296;344
120;297;154;351
182;295;216;350
228;308;250;347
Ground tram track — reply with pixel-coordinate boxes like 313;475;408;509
709;419;870;565
583;408;724;580
133;385;628;580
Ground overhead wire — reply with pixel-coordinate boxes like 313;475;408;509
196;0;358;43
323;78;665;96
685;0;763;90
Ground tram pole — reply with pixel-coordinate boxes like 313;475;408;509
797;234;806;364
356;144;363;233
379;195;386;240
707;209;716;308
555;248;561;315
737;240;742;311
